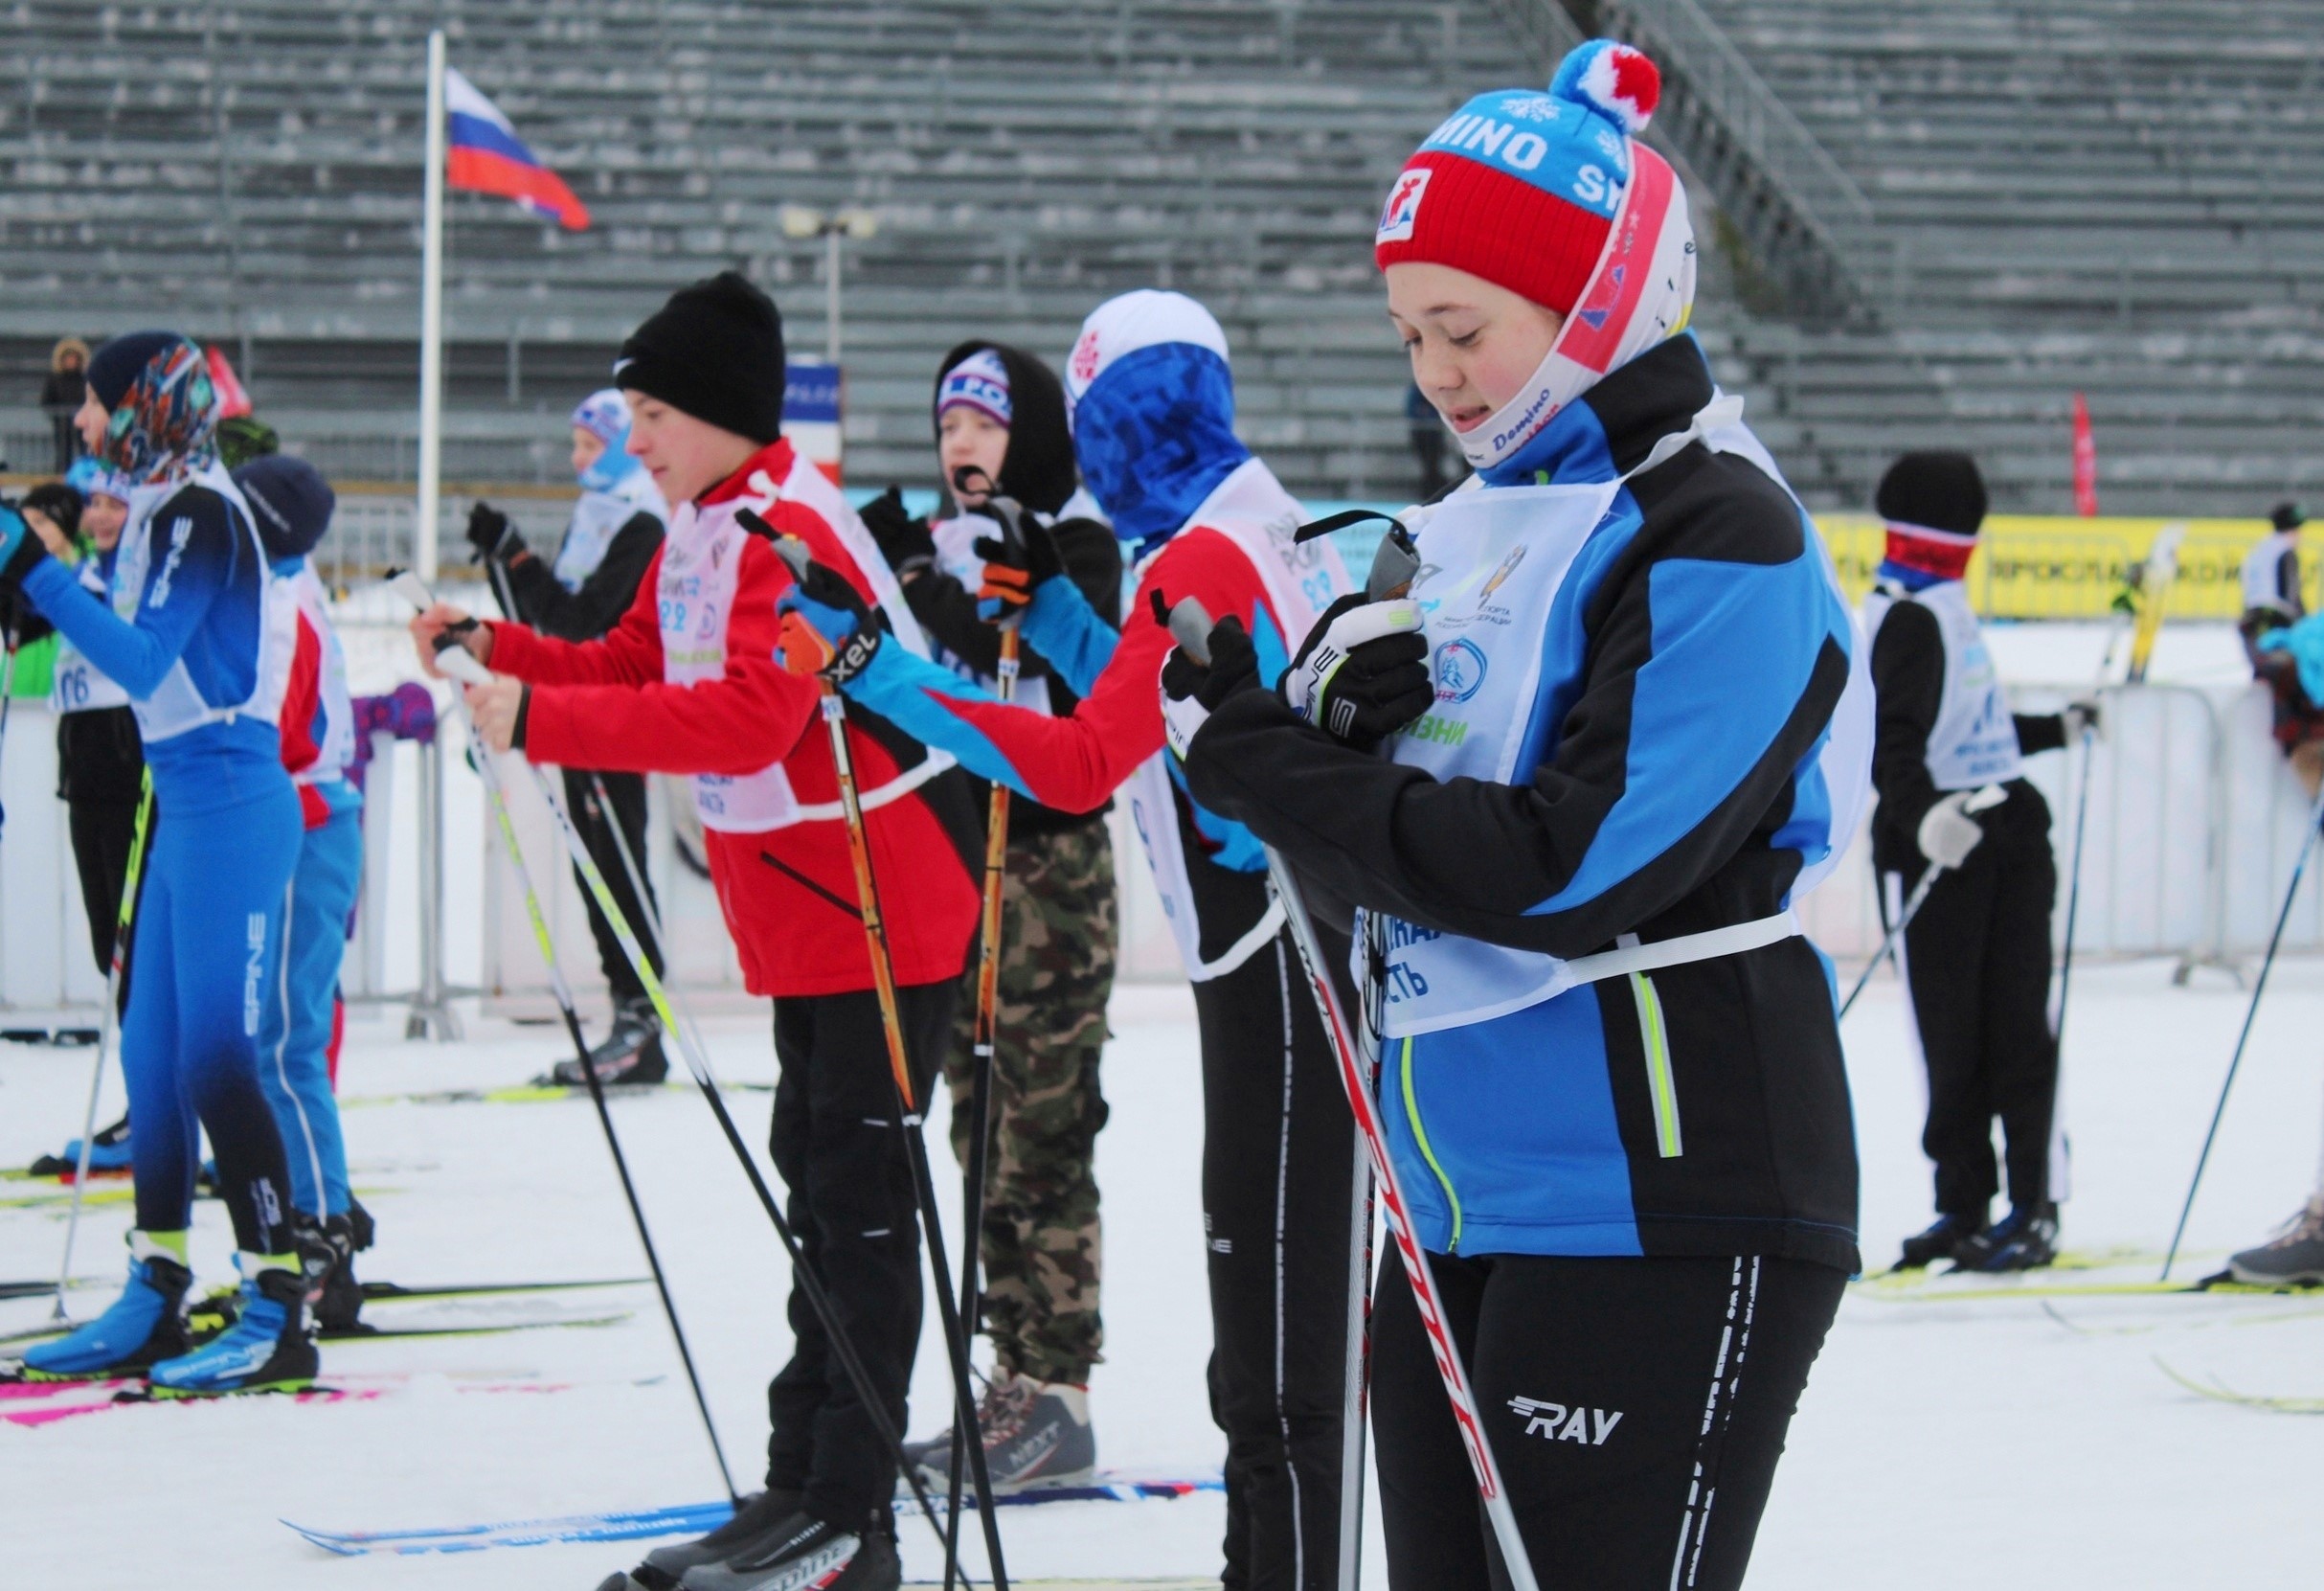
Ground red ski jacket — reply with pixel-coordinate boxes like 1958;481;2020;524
487;439;979;998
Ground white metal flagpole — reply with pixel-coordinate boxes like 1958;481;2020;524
416;28;447;583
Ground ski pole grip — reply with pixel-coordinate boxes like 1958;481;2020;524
1166;597;1214;667
433;639;492;689
1965;784;2009;815
386;567;434;614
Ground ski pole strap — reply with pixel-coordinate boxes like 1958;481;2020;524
1567;911;1800;988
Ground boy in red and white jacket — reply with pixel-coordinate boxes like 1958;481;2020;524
412;272;979;1591
241;455;374;1333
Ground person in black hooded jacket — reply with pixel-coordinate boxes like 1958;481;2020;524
858;340;1122;1490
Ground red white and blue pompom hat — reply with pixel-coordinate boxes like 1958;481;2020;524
1378;39;1699;472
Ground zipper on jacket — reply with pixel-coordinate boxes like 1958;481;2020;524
1628;972;1683;1158
1399;1036;1464;1251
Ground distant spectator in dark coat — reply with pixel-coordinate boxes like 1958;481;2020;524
41;337;90;471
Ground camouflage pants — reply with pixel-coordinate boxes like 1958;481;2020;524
945;818;1117;1386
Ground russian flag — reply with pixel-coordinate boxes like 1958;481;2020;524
444;67;590;231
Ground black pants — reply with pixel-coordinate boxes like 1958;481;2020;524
562;766;661;1007
1194;929;1355;1591
68;796;149;1009
1373;1249;1845;1591
766;981;953;1529
1896;835;2059;1216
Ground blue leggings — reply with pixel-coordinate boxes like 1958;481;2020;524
257;800;363;1218
123;778;304;1255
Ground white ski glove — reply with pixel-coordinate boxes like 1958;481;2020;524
1917;790;1991;871
2062;699;2103;741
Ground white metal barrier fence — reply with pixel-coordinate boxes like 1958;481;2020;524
1793;681;2324;971
10;680;2323;1021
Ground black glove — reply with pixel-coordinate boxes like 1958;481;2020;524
776;551;890;687
859;485;935;574
1158;592;1261;760
0;500;45;593
973;509;1065;618
465;501;523;562
1279;592;1433;751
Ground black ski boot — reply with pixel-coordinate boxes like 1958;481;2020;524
599;1488;804;1591
2228;1198;2324;1287
314;1214;367;1332
1952;1204;2058;1272
676;1510;897;1591
1895;1213;1985;1271
542;996;666;1088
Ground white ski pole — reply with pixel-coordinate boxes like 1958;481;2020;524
1167;597;1542;1591
1839;784;2008;1018
54;774;154;1317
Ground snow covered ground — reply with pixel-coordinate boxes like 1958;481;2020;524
3;957;2322;1588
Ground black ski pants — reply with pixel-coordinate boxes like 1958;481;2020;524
1895;831;2059;1216
765;980;952;1530
561;766;661;1008
1194;927;1355;1591
68;794;149;1006
1372;1248;1844;1591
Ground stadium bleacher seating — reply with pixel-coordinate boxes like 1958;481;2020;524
0;0;2313;518
0;0;1541;504
1643;0;2324;512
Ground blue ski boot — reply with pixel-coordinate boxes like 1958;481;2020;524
18;1233;192;1380
147;1259;317;1397
27;1113;133;1178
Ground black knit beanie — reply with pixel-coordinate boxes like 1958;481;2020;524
931;340;1078;517
87;330;185;410
614;271;785;443
1875;450;1988;536
235;454;336;559
2270;501;2305;533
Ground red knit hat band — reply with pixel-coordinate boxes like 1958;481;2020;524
1373;153;1610;316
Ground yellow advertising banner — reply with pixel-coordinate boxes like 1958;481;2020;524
1819;516;2299;621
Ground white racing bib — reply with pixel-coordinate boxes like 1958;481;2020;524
50;558;132;715
107;461;297;745
1860;580;2023;791
1125;458;1353;981
1369;405;1869;1038
658;453;951;833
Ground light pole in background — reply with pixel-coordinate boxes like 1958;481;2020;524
779;205;880;368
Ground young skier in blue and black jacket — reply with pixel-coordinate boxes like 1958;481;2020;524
1161;43;1871;1590
1;331;314;1395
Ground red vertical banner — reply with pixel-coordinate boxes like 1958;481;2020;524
2070;391;2099;516
205;346;253;419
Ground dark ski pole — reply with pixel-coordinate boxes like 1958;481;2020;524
2053;725;2097;1049
1838;784;2008;1019
2162;780;2324;1280
0;618;16;835
770;563;1011;1586
436;627;737;1506
820;684;1010;1582
394;569;964;1570
940;467;1025;1591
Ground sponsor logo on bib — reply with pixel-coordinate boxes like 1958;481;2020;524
1433;637;1487;703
